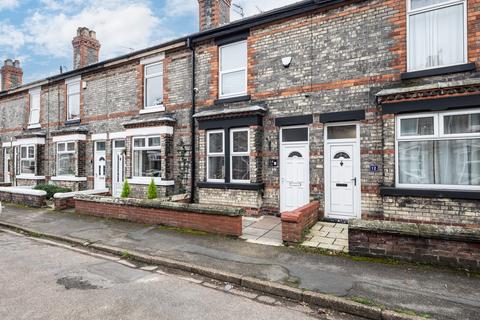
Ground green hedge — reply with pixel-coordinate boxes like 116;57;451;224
34;184;72;199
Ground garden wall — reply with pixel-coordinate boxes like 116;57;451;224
75;195;243;236
53;188;110;210
0;187;47;207
281;201;320;244
349;220;480;272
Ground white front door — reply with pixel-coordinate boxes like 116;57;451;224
280;126;310;213
112;140;125;197
325;123;361;219
94;141;106;189
3;148;10;183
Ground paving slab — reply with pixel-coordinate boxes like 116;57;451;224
1;205;479;320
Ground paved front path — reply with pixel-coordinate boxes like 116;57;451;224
302;222;349;253
1;231;361;320
241;216;283;246
1;205;480;319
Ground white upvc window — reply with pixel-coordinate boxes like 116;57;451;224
57;142;76;176
230;128;250;183
66;79;80;121
144;62;164;108
28;88;41;126
407;0;467;72
207;130;225;182
20;145;36;175
132;136;161;178
396;109;480;190
219;41;247;98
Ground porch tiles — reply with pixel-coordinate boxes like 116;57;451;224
241;216;283;246
301;222;349;253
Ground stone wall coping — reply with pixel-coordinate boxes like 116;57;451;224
75;195;245;217
0;187;47;197
349;219;480;243
54;188;110;199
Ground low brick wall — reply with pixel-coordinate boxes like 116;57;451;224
53;188;110;210
0;187;47;208
281;201;320;244
75;195;243;236
349;220;480;271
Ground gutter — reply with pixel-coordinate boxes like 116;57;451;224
187;37;197;204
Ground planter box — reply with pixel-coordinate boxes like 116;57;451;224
75;195;243;236
349;219;480;272
281;201;320;244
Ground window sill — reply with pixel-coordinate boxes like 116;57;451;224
139;105;165;114
65;119;81;126
214;95;251;105
51;176;87;182
128;177;174;186
380;187;480;200
401;63;476;80
16;175;45;180
27;124;41;130
198;182;264;191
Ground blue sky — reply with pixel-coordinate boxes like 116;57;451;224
0;0;299;84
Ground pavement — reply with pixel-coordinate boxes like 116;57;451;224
241;216;283;246
0;230;363;320
1;204;480;319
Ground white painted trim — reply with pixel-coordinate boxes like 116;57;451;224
52;134;87;142
15;175;46;180
2;142;12;147
139;105;166;114
51;176;87;182
12;137;45;146
125;126;173;137
65;75;81;85
91;133;108;141
140;53;165;65
109;131;127;140
128;177;174;186
324;122;362;220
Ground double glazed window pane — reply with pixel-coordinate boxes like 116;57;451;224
409;3;464;71
444;114;480;134
145;75;163;107
221;71;246;96
68;93;80;119
21;160;35;175
400;117;434;136
220;41;247;97
232;130;248;152
29;93;40;124
231;156;249;181
327;125;356;140
208;132;223;153
410;0;451;10
231;130;249;182
58;153;75;176
134;150;161;177
208;157;224;180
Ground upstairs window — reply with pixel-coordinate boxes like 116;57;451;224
20;145;35;175
144;62;164;108
57;142;76;176
28;89;41;126
219;41;247;98
133;136;161;178
66;80;80;121
396;109;480;189
408;0;466;71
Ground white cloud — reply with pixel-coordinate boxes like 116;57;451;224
25;1;166;61
163;0;198;17
0;22;25;51
0;0;20;10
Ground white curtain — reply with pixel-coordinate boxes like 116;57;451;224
398;141;434;184
435;140;480;185
409;3;464;71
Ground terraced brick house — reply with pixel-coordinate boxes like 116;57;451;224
1;0;479;228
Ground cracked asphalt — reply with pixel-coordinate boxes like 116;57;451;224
1;205;480;319
0;230;361;320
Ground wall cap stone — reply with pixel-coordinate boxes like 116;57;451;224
349;219;480;243
75;195;245;217
54;188;109;199
0;187;47;196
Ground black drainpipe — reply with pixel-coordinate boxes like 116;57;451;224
187;37;196;203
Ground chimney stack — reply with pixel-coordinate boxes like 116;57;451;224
198;0;232;31
1;59;23;91
72;27;101;69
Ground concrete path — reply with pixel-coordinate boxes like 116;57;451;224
241;216;283;246
1;230;361;320
1;205;480;320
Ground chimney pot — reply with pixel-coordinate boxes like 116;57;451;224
1;58;23;91
198;0;232;31
72;27;101;69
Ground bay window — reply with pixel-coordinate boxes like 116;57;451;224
396;109;480;189
67;80;80;121
207;130;225;182
230;128;250;183
133;136;161;178
144;62;164;108
219;41;247;98
20;145;35;175
57;142;76;176
407;0;466;71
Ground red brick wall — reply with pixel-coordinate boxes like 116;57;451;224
75;199;242;236
349;228;480;272
0;190;46;208
281;201;320;244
